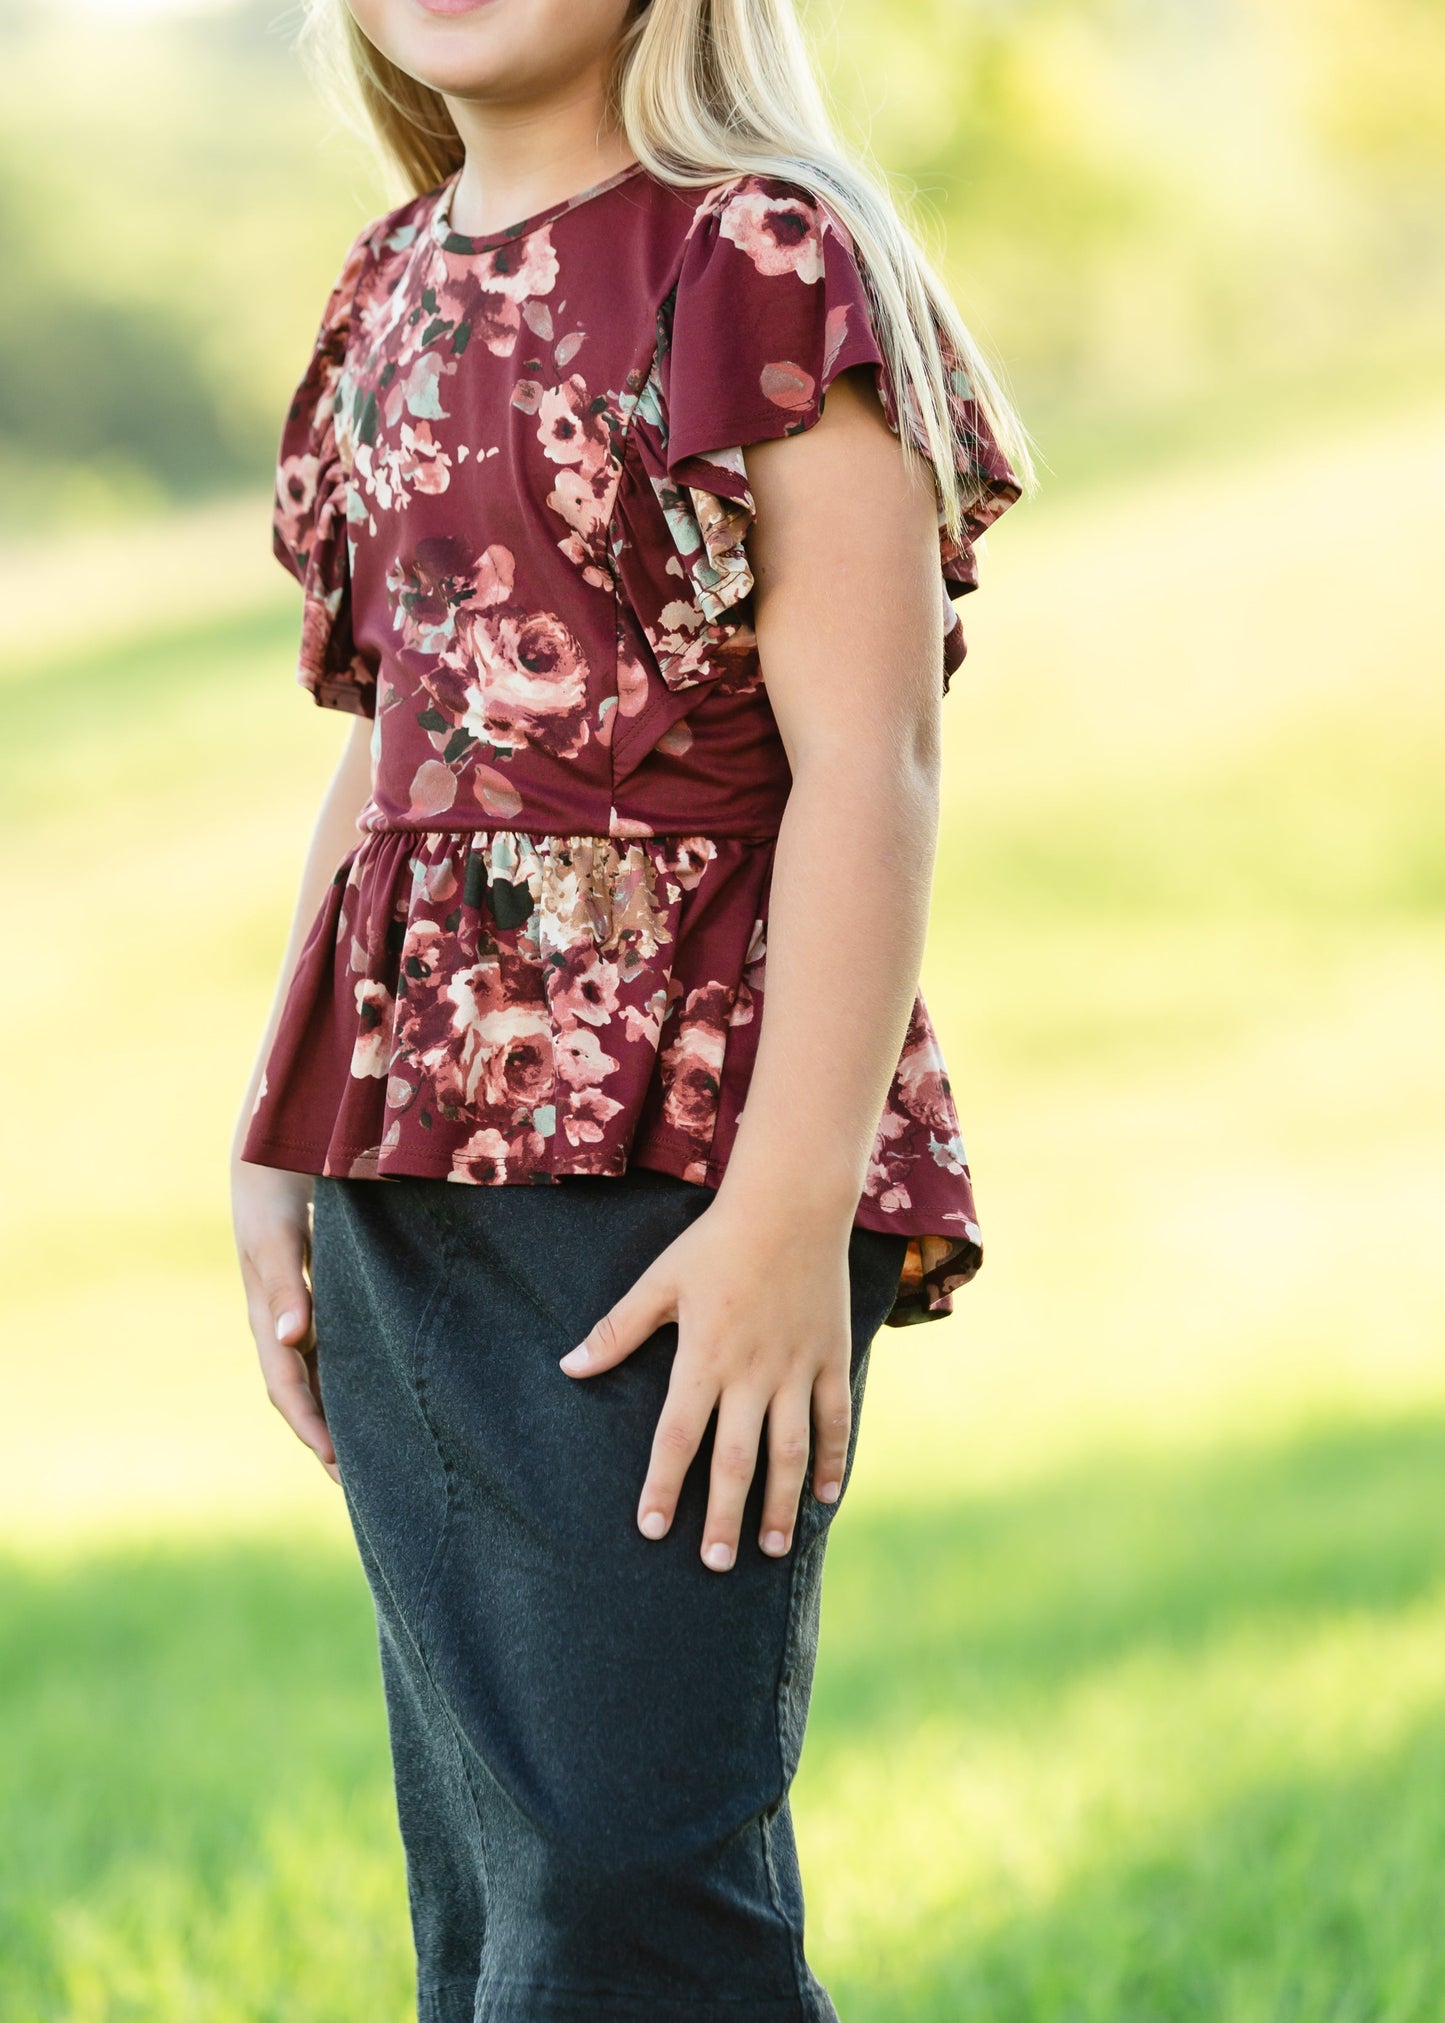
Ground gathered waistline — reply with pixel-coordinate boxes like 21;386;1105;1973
353;821;784;845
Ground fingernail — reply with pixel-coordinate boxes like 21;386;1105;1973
638;1509;667;1539
816;1481;840;1504
761;1530;789;1555
703;1541;734;1572
559;1345;590;1373
276;1312;301;1341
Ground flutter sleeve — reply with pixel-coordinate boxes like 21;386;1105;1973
272;223;378;717
638;172;1023;690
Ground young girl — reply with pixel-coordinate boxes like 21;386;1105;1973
231;1;1031;2014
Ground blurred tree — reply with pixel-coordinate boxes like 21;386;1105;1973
0;0;1440;525
0;162;245;520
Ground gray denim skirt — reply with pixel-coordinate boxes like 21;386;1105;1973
311;1163;909;2023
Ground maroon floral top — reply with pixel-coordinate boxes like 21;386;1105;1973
239;158;1022;1326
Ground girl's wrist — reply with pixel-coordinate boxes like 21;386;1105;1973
710;1152;861;1239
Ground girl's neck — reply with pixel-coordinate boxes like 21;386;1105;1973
442;78;638;238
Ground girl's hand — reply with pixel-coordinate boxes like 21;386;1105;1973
560;1191;855;1572
231;1159;341;1485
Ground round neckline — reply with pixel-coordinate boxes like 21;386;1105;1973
429;157;647;253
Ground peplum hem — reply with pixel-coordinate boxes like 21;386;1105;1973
241;825;985;1327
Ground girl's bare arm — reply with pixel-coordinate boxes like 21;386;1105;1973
230;712;375;1482
561;364;945;1570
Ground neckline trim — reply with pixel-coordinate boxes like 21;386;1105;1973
429;158;648;254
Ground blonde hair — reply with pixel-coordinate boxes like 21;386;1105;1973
299;0;1037;542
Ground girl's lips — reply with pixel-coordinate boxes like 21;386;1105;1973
413;0;503;14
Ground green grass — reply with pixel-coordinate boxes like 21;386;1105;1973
4;1419;1445;2018
1;398;1443;2016
0;1541;409;2022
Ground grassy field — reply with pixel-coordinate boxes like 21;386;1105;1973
1;399;1443;2018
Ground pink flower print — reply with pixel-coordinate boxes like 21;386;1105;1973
716;186;825;283
458;230;561;358
659;981;733;1143
423;856;459;906
555;1024;621;1095
729;917;766;1032
474;296;527;358
414;657;473;728
547;466;613;544
482;232;560;304
396;422;453;497
350;978;396;1079
407;759;458;820
560;1082;626;1150
616;647;650;720
384;352;452;428
393;928;494;1098
892;1004;965;1162
612;851;680;964
654;718;693;758
759;361;816;411
346;1142;388;1181
550;945;623;1028
466;1001;556;1112
665;839;718;892
359;415;454;512
619;983;670;1051
471;764;525;820
298;592;342;688
741;915;767;992
447;1126;511;1183
470;543;516;607
646;593;708;672
276;451;321;560
429;273;475;332
396;916;452;992
554;538;613;594
536;375;612;478
461;610;591;757
823;304;852;379
386;542;468;657
863;1107;914;1214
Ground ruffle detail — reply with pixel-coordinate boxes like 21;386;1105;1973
610;172;1022;709
609;375;760;721
242;825;771;1188
272;223;379;718
240;824;985;1327
871;328;1025;684
611;176;889;704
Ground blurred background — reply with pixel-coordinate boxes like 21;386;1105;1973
2;0;1443;2014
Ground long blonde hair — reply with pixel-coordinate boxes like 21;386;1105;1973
300;0;1037;542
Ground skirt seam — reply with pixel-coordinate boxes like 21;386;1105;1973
761;1531;818;2013
397;1183;500;1905
423;1178;577;1351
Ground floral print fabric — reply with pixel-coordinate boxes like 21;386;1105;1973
241;160;1022;1325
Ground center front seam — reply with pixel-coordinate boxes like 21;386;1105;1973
420;1179;576;1352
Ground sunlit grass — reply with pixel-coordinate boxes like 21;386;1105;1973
0;400;1442;2016
803;1422;1445;2016
5;1423;1445;2019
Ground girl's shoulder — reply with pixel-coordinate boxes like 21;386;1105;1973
679;170;860;264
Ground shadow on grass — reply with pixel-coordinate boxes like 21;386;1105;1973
0;1538;398;2019
2;1413;1444;2018
824;1717;1445;2023
815;1413;1445;1739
